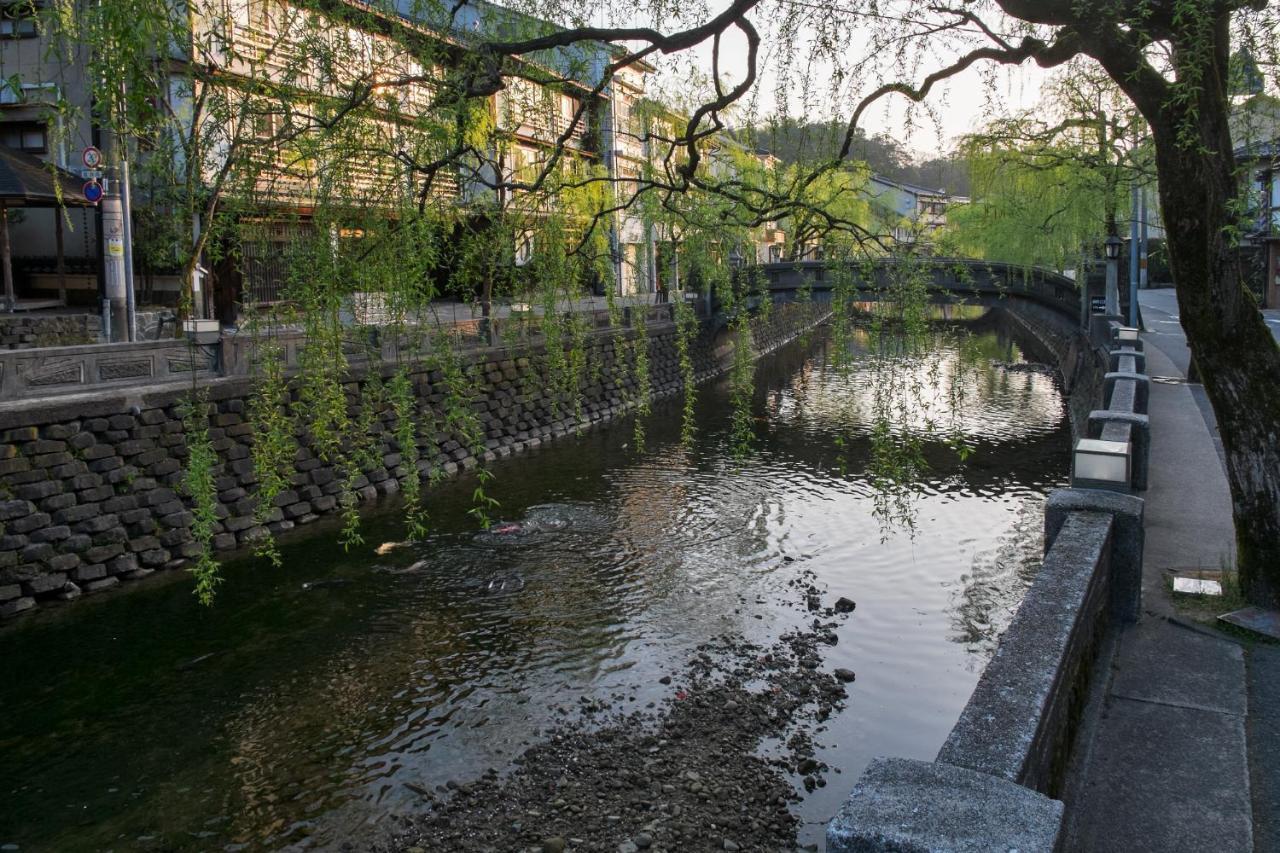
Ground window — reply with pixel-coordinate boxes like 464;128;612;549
768;245;782;263
1270;170;1280;229
1;121;46;153
0;2;39;38
248;0;275;29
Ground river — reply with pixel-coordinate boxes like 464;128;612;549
0;317;1070;851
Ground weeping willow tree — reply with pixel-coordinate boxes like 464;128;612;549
943;60;1151;272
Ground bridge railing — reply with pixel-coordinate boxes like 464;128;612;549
758;258;1081;322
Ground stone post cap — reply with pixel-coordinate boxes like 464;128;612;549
827;757;1064;853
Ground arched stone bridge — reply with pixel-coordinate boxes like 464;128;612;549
755;257;1083;324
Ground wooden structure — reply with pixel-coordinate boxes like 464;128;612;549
0;145;94;311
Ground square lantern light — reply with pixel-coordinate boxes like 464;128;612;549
1115;326;1140;343
1072;438;1132;491
1104;234;1124;261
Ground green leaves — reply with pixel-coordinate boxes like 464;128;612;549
179;393;222;606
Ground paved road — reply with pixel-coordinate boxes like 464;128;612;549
1064;287;1278;853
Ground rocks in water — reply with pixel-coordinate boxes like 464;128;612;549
796;758;819;775
834;668;857;683
834;597;856;613
375;617;847;853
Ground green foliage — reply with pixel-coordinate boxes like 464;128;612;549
179;394;222;605
388;367;430;541
246;335;296;567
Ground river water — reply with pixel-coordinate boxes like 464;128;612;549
0;317;1070;852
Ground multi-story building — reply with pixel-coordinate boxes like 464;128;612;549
0;0;617;320
865;175;955;244
0;0;791;321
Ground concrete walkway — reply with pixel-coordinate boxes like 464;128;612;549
1064;288;1279;853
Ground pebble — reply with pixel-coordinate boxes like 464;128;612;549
542;839;566;853
834;597;856;613
634;833;652;848
723;841;740;851
834;668;856;683
617;841;638;853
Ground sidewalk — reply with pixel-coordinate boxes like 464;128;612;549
1063;288;1278;852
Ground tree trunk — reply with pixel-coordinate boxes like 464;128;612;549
1148;46;1280;608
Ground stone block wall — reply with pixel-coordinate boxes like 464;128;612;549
998;302;1107;438
0;313;103;350
0;303;828;617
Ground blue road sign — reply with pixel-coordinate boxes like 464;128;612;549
83;181;103;204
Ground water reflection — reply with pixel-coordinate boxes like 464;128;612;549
0;316;1069;851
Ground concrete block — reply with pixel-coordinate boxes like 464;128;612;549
1046;489;1144;623
1103;371;1149;413
827;757;1064;853
1109;347;1146;373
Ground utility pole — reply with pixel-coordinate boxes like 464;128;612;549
101;183;129;341
1139;188;1149;292
1129;183;1140;326
120;129;137;341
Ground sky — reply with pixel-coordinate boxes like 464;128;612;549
595;0;1053;159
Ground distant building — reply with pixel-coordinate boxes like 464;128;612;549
864;175;957;244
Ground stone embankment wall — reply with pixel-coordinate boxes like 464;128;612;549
0;303;829;617
828;315;1148;853
998;301;1107;437
0;313;102;350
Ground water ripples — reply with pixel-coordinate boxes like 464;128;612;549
0;321;1070;851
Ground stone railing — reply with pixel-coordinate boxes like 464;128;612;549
827;319;1150;852
0;338;219;402
761;258;1083;323
219;303;678;377
0;304;682;404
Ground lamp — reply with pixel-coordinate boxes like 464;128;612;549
1072;438;1132;490
1104;234;1123;260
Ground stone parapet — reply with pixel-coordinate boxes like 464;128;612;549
829;307;1151;853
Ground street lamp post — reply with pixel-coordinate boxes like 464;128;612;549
1104;234;1124;317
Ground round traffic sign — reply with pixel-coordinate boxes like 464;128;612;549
83;181;103;203
82;146;103;169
